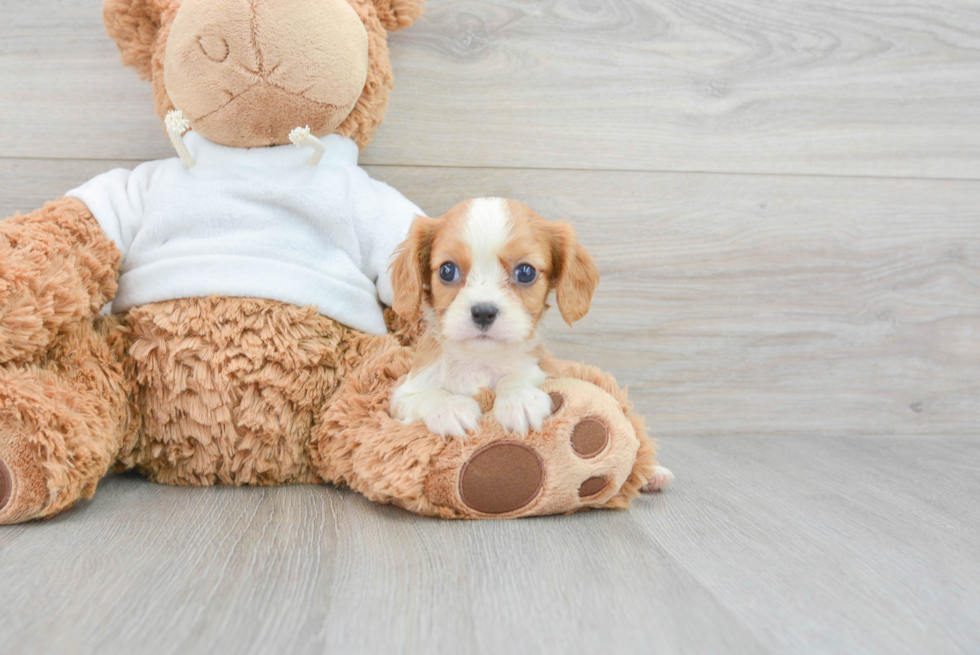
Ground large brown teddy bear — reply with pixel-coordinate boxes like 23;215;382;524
0;0;665;524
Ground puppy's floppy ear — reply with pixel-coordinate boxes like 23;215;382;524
371;0;426;32
549;221;600;326
103;0;179;80
389;215;440;322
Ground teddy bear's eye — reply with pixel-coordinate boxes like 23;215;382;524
513;263;537;285
438;262;460;284
199;35;230;63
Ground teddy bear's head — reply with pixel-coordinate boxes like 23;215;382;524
103;0;423;149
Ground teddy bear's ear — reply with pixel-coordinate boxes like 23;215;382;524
103;0;180;80
371;0;425;32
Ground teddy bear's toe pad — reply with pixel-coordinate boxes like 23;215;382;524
459;443;544;514
579;475;608;497
570;418;608;458
0;458;11;512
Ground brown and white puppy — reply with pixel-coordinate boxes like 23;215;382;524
388;197;599;439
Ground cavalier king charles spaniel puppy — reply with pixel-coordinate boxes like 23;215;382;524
387;197;599;439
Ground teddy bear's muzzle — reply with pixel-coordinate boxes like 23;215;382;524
191;85;350;149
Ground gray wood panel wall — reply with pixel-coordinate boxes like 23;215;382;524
1;0;978;439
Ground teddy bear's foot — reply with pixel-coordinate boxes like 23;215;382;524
426;377;655;518
0;341;131;525
0;438;49;525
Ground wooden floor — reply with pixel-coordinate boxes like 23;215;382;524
1;0;979;653
2;437;979;654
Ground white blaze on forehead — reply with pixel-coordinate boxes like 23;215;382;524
463;198;513;279
440;198;535;345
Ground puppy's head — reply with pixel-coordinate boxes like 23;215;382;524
390;198;599;350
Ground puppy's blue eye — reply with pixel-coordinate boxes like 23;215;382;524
438;262;460;283
514;263;537;285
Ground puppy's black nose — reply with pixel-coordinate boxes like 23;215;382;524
471;304;498;329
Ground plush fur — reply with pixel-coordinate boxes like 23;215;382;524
0;0;662;524
0;197;119;364
103;0;407;149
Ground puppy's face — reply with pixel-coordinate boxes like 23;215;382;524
390;198;599;350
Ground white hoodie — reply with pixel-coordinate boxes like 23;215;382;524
67;131;422;335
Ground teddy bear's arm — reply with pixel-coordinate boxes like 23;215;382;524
353;177;425;308
0;197;121;364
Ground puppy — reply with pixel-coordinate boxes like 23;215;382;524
388;197;599;439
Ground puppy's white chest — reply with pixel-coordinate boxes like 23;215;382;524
444;359;504;396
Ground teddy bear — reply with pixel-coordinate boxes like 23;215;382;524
0;0;667;524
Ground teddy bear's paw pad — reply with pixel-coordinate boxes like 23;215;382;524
0;458;11;512
570;418;609;459
458;442;544;515
549;392;565;414
579;475;608;498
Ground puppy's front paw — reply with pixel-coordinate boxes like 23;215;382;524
494;386;553;436
426;395;483;439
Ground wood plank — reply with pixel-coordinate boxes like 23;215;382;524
2;1;980;178
643;435;980;653
1;437;977;653
0;477;342;654
2;158;978;438
315;490;767;654
0;473;768;655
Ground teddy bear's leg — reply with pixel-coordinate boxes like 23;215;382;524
0;317;133;524
310;334;659;519
124;297;349;487
0;197;120;365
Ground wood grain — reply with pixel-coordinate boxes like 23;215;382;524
0;477;765;655
644;435;980;654
2;1;980;178
3;158;977;438
1;437;977;654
